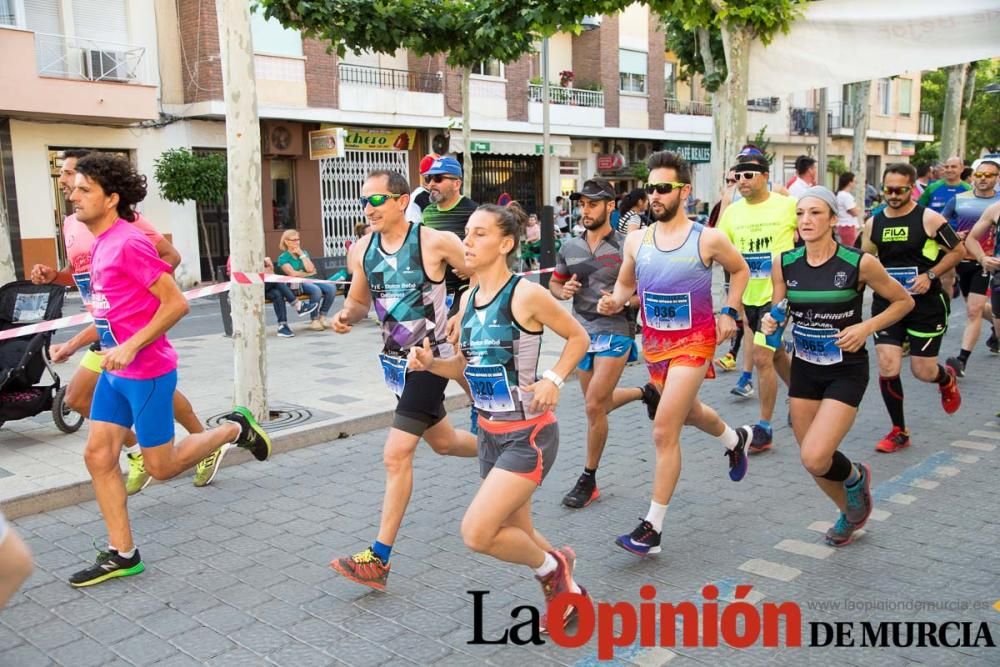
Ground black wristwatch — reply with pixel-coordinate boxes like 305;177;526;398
926;269;937;281
720;306;740;321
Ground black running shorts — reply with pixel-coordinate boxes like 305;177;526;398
393;370;448;436
871;292;948;357
788;357;869;408
956;261;989;298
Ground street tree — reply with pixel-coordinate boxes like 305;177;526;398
153;148;227;279
848;80;871;212
940;63;970;160
660;0;804;193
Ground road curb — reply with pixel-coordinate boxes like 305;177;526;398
1;393;471;520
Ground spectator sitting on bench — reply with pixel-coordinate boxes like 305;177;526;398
265;256;319;338
276;229;337;331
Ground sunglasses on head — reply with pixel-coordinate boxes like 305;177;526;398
733;172;760;181
973;171;998;179
360;193;402;208
882;185;912;195
426;174;457;184
644;182;687;195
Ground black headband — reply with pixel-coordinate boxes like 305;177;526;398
730;162;769;174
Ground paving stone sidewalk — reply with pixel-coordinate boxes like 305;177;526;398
2;311;998;666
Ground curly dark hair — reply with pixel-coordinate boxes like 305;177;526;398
74;153;147;221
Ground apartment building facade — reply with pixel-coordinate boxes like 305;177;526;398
0;1;931;284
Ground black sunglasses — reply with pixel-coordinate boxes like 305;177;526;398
426;174;458;184
644;182;687;195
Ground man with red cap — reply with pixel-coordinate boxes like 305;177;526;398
405;153;439;223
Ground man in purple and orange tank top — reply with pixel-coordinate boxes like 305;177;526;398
598;151;754;557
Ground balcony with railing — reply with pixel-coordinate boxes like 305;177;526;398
527;83;605;127
337;62;444;117
791;103;934;139
663;97;712;138
0;26;158;122
919;111;934;136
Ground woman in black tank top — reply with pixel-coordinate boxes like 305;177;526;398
761;187;913;548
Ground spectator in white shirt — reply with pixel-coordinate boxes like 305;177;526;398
835;171;863;247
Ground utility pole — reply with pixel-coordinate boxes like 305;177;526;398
215;0;268;419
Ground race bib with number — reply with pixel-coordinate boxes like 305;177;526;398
378;353;408;397
73;272;93;306
792;324;842;366
643;292;692;331
743;252;773;280
94;318;120;349
588;334;612;353
885;266;917;290
463;364;515;413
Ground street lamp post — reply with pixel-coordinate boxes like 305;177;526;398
539;16;601;287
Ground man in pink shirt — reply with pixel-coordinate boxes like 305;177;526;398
31;150;222;493
62;153;272;588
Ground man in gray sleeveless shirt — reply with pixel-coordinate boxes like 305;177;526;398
551;179;656;509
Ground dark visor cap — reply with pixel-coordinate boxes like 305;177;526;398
570;179;616;201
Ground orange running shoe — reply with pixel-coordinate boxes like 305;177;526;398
875;426;910;453
939;366;961;414
330;547;390;591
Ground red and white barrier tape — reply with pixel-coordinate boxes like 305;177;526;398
0;267;558;342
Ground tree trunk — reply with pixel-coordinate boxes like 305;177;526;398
959;62;977;158
0;184;17;284
940;63;968;160
196;207;216;280
719;24;751;188
216;0;267;420
461;67;472;198
696;27;724;196
849;80;872;215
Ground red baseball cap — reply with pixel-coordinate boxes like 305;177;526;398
419;153;440;175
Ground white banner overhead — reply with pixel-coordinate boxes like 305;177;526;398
748;0;1000;98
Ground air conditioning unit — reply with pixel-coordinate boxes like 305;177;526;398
83;50;128;82
263;123;303;157
632;141;652;163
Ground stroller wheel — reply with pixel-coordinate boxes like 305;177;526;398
53;385;84;434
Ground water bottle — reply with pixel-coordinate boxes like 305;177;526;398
755;298;788;351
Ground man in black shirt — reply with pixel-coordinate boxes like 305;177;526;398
421;155;478;313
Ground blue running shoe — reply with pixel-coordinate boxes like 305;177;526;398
615;519;661;556
844;462;873;527
725;426;752;481
824;513;859;547
469;406;479;435
730;379;754;398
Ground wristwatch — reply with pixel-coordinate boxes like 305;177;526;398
542;369;565;389
926;269;937;281
719;306;740;321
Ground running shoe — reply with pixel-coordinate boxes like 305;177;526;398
615;519;662;556
824;513;859;547
843;463;873;527
987;332;999;354
469;406;479;436
193;444;231;488
945;356;965;379
557;545;576;575
224;407;272;461
542;585;592;635
69;547;144;587
320;316;330;328
640;382;660;420
276;324;294;338
714;352;736;372
124;452;151;496
748;424;772;454
308;319;325;331
330;547;390;591
875;426;910;453
939;366;961;414
730;379;754;398
724;426;752;481
536;550;573;606
295;300;319;318
562;473;600;509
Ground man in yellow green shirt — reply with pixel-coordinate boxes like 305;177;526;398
718;152;798;453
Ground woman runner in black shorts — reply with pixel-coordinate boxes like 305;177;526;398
408;203;591;631
761;187;913;546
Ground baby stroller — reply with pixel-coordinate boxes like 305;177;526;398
0;281;82;433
